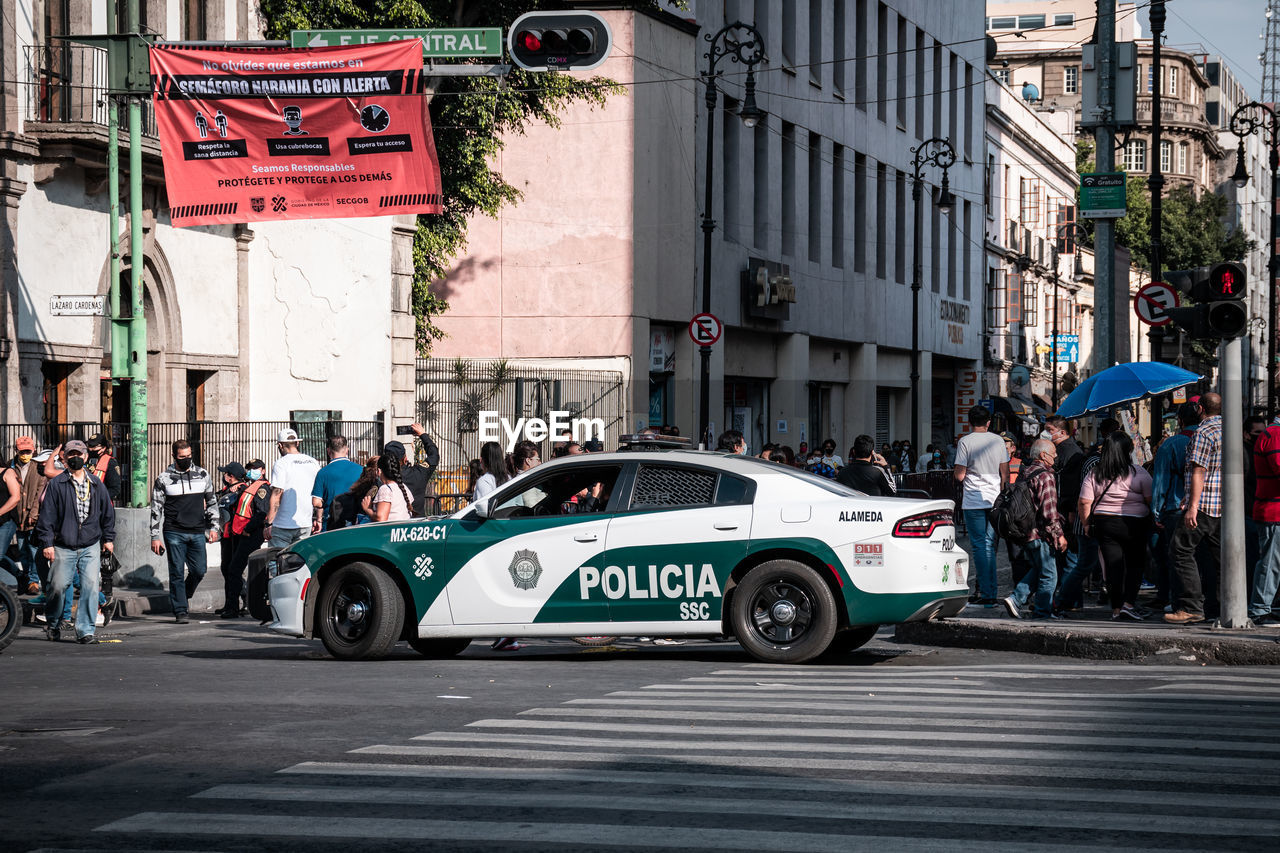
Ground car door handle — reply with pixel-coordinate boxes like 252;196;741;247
713;522;739;531
574;533;599;543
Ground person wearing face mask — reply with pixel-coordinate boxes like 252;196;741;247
0;441;22;591
220;459;271;618
84;434;122;504
35;440;115;643
4;437;45;596
149;440;221;624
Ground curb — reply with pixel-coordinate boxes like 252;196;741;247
895;619;1280;665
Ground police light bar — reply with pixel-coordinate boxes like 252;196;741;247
618;434;693;451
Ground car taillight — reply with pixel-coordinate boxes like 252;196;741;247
893;510;953;538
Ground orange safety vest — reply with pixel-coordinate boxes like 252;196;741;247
230;480;270;536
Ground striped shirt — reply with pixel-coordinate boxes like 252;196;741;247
1184;414;1223;518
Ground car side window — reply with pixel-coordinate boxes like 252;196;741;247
630;464;717;510
714;474;753;506
490;464;623;520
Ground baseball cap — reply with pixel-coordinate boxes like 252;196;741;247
86;432;108;449
382;440;407;459
277;428;299;442
1001;431;1018;443
218;461;247;479
15;435;34;451
64;439;88;455
33;449;52;463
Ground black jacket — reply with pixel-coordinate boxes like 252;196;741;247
837;460;897;496
402;434;441;516
36;471;116;549
1054;438;1085;516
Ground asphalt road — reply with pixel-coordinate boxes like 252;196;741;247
2;615;1279;852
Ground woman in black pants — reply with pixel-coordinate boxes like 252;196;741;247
1078;431;1153;621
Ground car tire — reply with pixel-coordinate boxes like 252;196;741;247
571;636;620;646
408;637;472;658
731;560;838;664
0;584;19;654
317;562;404;660
824;624;880;656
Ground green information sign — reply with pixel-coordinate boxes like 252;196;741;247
1079;171;1127;219
291;28;503;58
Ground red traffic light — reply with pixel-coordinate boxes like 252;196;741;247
517;30;542;52
508;11;612;72
1208;261;1246;300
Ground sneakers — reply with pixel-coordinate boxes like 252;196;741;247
45;625;61;641
1113;606;1145;621
174;612;189;624
218;608;241;619
26;582;40;595
1164;610;1206;625
57;619;74;633
490;637;520;651
1001;596;1022;619
94;610;105;627
77;635;99;645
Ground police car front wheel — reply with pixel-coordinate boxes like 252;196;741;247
731;561;838;664
316;562;405;660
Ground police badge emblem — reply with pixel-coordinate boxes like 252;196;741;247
508;549;543;590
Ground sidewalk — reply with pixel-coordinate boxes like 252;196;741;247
896;533;1280;664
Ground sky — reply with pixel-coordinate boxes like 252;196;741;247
1155;0;1271;98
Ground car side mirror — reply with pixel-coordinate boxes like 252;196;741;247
473;496;490;519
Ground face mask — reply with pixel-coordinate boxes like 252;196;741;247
246;470;262;481
17;452;31;464
933;452;941;460
175;458;193;472
65;456;85;471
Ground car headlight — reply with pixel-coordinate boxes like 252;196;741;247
269;551;307;579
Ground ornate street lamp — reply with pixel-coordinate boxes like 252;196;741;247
697;21;766;448
1230;100;1278;415
909;137;955;451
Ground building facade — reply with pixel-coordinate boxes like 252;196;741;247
433;1;987;457
1;0;417;434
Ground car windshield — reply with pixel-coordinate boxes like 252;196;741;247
737;456;867;497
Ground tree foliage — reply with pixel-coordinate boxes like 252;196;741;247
1074;139;1253;272
259;0;626;351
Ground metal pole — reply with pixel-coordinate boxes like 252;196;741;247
1219;335;1249;627
107;3;125;386
698;70;716;450
1051;255;1060;410
1093;0;1117;373
127;0;147;506
1148;0;1166;438
910;171;922;451
1270;142;1279;416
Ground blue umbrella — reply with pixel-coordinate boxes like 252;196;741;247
1056;362;1202;419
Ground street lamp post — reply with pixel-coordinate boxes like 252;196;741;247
1230;100;1278;417
909;138;955;452
698;22;765;448
1050;222;1088;411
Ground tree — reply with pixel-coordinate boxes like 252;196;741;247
259;1;627;351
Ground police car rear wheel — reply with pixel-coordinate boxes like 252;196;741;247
317;562;404;660
408;637;472;658
731;561;837;664
824;624;880;656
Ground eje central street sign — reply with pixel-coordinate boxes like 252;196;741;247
1079;171;1127;219
291;28;503;57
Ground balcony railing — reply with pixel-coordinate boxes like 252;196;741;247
1135;97;1208;129
23;42;157;137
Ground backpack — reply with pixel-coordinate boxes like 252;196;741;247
990;477;1038;544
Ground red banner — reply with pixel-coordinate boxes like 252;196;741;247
151;41;442;227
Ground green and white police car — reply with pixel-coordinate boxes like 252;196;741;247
264;446;968;664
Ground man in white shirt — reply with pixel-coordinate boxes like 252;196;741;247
953;405;1011;605
265;428;321;548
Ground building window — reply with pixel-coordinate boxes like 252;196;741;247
896;16;907;126
875;161;888;279
833;0;846;93
782;123;796;256
1160;140;1172;173
1008;272;1023;323
183;0;207;40
854;152;867;272
994;67;1010;85
1169;66;1178;97
963;201;973;302
985;153;994;214
754;121;769;249
723;96;740;241
809;132;822;262
1017;14;1046;29
915;29;926;137
809;0;823;86
832;144;845;268
877;2;888;122
987;268;1007;328
1122;138;1146;172
1146;65;1153;93
782;3;797;67
1019;178;1040;223
987;16;1017;30
895;169;906;283
1177;142;1189;174
1064;65;1078;94
1053;13;1075;26
854;0;867;112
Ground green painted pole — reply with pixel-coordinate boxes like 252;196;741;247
107;12;125;384
127;0;148;507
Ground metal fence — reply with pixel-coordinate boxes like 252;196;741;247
416;358;627;492
0;421;383;488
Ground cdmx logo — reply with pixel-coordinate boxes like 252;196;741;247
250;197;265;213
271;196;288;212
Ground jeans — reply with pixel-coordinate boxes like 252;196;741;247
1169;512;1222;617
1055;535;1098;611
165;530;208;615
269;526;307;549
962;508;997;600
1151;509;1181;604
47;545;101;639
1250;522;1280;619
0;518;19;586
1011;538;1058;617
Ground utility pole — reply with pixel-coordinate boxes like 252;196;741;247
1093;0;1117;373
126;0;148;507
1147;0;1166;439
1220;335;1249;627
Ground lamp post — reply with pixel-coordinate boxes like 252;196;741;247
1050;222;1088;411
1230;100;1278;417
698;21;765;448
910;137;955;452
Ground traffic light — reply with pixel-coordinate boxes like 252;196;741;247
508;11;613;72
1164;262;1248;339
